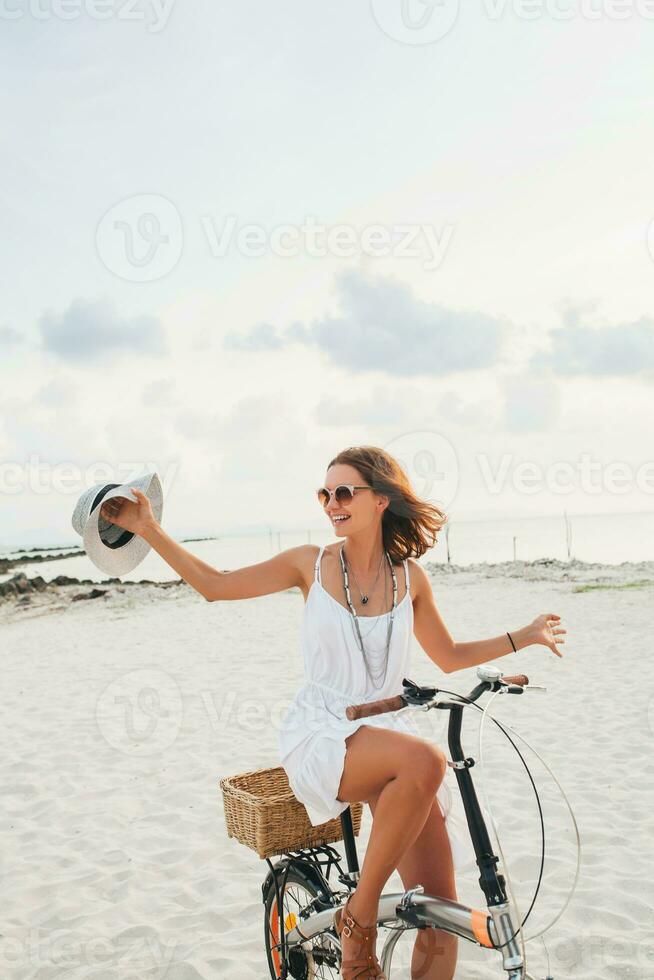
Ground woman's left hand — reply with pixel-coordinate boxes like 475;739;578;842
528;613;567;657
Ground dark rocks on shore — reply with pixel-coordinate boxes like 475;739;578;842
0;571;188;605
72;588;109;601
0;574;48;600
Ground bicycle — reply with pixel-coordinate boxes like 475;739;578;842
261;664;579;979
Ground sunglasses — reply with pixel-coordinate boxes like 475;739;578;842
316;484;372;507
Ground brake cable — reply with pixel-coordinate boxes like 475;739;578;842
436;685;581;964
481;706;582;942
478;687;529;971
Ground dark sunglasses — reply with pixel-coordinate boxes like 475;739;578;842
316;484;372;507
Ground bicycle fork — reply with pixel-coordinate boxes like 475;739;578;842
446;699;526;978
487;901;525;977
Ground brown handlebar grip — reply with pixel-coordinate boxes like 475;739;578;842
345;695;406;721
502;674;529;687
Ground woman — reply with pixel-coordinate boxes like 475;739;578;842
101;445;566;980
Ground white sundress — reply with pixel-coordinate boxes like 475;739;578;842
277;545;474;871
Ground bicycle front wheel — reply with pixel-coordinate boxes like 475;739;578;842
263;862;341;979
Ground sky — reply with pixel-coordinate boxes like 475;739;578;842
1;1;654;547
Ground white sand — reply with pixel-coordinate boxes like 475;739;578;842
1;565;652;979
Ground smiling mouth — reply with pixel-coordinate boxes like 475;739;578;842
332;515;351;523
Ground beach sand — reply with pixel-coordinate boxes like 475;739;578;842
1;562;652;978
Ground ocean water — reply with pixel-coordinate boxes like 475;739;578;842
1;510;653;584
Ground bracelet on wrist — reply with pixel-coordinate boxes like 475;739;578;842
507;630;517;653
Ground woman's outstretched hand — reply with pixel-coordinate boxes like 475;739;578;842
528;612;567;657
100;487;156;537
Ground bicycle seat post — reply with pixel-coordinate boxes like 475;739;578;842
338;806;361;888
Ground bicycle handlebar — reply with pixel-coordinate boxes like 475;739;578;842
344;673;530;721
499;674;529;687
345;695;406;720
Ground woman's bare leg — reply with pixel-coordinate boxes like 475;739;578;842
369;791;459;979
335;725;447;928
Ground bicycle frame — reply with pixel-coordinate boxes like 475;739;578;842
275;676;529;978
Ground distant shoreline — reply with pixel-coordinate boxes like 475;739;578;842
2;556;654;610
0;537;219;575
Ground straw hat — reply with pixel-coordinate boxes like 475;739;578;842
71;471;163;575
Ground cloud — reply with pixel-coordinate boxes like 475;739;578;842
502;376;560;433
36;378;79;408
313;386;411;427
214;394;309;481
174;408;221;441
0;325;24;350
224;322;284;351
437;391;497;428
224;270;505;376
38;298;166;363
142;378;177;407
531;312;654;376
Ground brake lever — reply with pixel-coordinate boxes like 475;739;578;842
402;677;438;704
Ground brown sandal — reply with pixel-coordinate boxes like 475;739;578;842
333;893;386;979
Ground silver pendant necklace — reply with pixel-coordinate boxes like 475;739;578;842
339;543;397;690
350;561;389;642
346;547;385;605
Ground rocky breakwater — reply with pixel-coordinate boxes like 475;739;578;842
0;573;50;604
0;572;186;610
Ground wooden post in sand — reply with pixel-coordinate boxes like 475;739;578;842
512;536;517;561
564;510;573;561
445;523;451;564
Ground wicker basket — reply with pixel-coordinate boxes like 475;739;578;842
220;765;363;859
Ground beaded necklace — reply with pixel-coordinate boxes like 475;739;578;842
339;542;397;690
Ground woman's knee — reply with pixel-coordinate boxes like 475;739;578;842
336;728;446;804
405;742;447;795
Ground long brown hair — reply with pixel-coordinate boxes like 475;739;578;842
326;445;447;563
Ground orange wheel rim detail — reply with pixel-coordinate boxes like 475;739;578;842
269;901;298;975
269;901;281;974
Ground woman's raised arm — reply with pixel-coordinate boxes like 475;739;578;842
100;487;307;601
409;558;567;673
